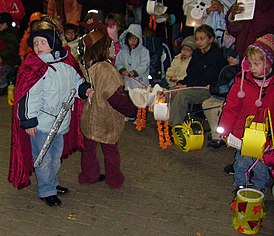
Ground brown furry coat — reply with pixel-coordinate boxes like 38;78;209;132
81;61;125;144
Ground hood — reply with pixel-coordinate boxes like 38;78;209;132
119;24;143;51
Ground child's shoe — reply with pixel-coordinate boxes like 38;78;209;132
56;185;69;195
40;195;62;206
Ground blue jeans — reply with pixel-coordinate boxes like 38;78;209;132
30;131;64;198
234;150;270;193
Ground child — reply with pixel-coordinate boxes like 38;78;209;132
169;24;227;127
64;23;80;59
115;24;150;90
0;12;21;94
166;35;197;88
78;29;136;189
105;12;126;64
9;27;94;206
217;34;274;194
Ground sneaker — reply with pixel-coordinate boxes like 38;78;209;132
224;164;234;175
40;195;62;206
56;185;69;195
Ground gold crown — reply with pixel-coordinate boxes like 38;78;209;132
30;15;59;32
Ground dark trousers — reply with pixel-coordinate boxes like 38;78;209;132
79;136;124;189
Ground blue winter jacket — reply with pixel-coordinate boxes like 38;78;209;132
115;24;150;89
18;51;85;134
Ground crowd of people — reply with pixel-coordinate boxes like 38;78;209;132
1;0;274;207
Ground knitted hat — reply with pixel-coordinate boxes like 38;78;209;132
181;36;197;51
252;33;274;65
0;12;13;27
28;29;63;51
237;34;274;107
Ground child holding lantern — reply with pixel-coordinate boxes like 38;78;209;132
78;25;136;189
217;34;274;194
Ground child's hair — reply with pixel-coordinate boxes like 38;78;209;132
125;32;139;47
64;23;79;35
84;35;111;65
195;24;215;39
245;46;269;66
105;12;126;37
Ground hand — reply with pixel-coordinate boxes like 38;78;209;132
26;127;37;137
128;71;135;77
230;3;244;18
207;0;224;14
164;13;170;22
170;77;178;82
220;135;227;143
86;88;94;100
174;84;187;89
227;56;239;66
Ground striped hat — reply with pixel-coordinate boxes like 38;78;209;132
252;33;274;65
237;34;274;107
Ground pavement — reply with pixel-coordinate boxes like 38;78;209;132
0;95;273;236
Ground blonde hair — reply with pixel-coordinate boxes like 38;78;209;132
245;46;265;63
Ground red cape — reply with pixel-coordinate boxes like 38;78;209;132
8;48;84;189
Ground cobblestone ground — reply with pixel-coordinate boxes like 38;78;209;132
0;95;273;236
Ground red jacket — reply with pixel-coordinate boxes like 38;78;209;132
218;71;274;139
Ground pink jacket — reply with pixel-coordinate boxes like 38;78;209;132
218;72;274;139
0;0;25;27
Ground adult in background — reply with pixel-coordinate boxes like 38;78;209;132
225;0;274;59
47;0;82;26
